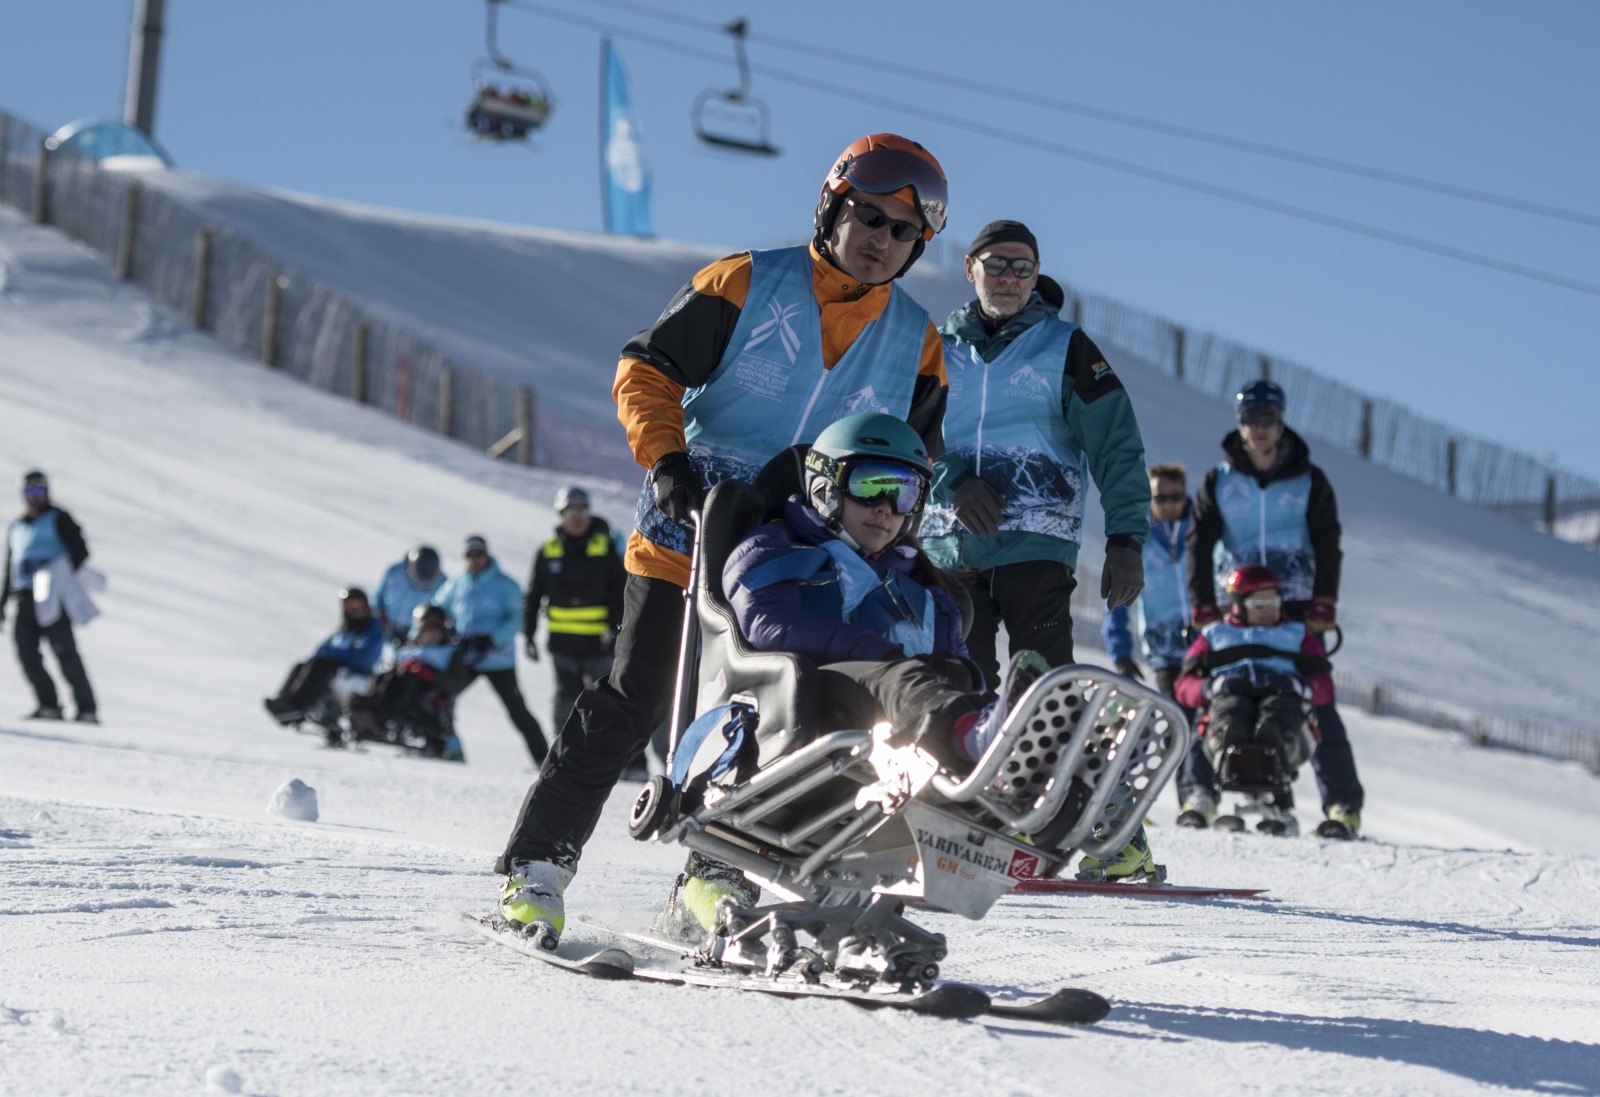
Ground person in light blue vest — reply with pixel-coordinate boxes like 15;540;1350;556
374;545;445;645
1185;380;1362;837
923;221;1155;881
494;133;955;945
1102;463;1194;690
434;534;547;765
2;470;97;722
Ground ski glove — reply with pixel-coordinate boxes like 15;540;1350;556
950;474;1004;538
523;636;540;661
1191;604;1222;629
651;452;705;528
1305;596;1337;632
1101;543;1144;608
1114;657;1145;682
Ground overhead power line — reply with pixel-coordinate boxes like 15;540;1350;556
504;0;1600;299
570;0;1600;231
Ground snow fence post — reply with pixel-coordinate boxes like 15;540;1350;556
1172;327;1186;380
439;367;454;438
352;325;369;405
516;386;534;465
116;183;139;280
191;228;211;329
1543;475;1557;535
31;137;48;224
1358;400;1373;459
0;115;11;205
1446;439;1457;497
262;275;282;366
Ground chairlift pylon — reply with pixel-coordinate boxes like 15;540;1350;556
692;19;779;157
464;0;553;142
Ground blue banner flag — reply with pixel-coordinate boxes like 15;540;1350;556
601;38;652;237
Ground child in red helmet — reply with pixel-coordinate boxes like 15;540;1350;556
1173;565;1334;804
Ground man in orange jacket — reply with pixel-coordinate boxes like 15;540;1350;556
494;134;953;942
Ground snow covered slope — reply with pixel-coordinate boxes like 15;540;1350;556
3;205;1600;1097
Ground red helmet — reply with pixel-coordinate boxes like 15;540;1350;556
1224;565;1282;618
815;133;948;251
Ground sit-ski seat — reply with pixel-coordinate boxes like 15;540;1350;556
627;477;1190;987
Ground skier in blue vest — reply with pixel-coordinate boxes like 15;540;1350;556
923;219;1155;880
264;586;385;727
2;470;97;722
494;133;954;944
1185;380;1363;837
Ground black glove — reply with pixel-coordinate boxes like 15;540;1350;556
464;634;494;657
1114;657;1145;681
1101;543;1145;608
951;474;1004;537
523;636;540;662
650;452;705;527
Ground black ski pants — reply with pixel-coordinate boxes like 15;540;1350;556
817;654;980;750
497;573;683;873
550;651;614;737
462;667;548;765
269;657;341;713
1178;694;1364;814
958;561;1076;698
12;595;96;715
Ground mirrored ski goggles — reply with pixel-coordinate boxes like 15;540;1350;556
845;196;923;243
839;460;927;515
1241;591;1283;610
833;148;948;235
975;255;1038;279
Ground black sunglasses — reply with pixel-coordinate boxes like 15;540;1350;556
846;196;922;243
1152;493;1186;504
976;255;1037;278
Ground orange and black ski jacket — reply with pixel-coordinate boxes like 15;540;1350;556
615;243;948;586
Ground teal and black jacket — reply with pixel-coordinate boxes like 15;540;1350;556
923;295;1150;572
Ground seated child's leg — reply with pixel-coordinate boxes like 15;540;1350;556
819;655;979;747
1255;689;1305;766
1204;693;1261;764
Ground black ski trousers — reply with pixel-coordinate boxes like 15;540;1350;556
462;667;548;765
12;595;96;715
1177;693;1364;813
497;573;682;873
817;654;980;749
270;657;340;713
551;651;614;737
958;561;1077;698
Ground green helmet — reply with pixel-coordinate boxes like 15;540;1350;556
804;412;933;535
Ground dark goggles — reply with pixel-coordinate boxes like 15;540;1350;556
22;485;48;498
846;196;922;243
839;459;927;516
1238;408;1284;428
1152;492;1186;504
975;255;1037;278
833;147;948;235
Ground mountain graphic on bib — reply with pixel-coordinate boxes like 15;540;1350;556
1004;364;1052;401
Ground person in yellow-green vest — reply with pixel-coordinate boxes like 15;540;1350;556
524;487;626;733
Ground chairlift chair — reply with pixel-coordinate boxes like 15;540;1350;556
692;19;779;157
464;0;553;141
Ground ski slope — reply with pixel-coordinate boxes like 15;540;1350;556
3;204;1600;1096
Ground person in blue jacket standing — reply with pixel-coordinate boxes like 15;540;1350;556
434;534;547;764
374;545;445;645
1103;463;1217;809
1185;379;1363;837
3;470;98;722
264;587;385;724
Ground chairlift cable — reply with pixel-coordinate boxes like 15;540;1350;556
503;0;1600;298
564;0;1600;231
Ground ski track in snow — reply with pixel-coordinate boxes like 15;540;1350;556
3;205;1600;1096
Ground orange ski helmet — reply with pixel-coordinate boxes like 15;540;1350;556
814;133;947;278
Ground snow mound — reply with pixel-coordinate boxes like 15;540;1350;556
266;778;318;822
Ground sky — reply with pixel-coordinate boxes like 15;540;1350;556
3;0;1598;480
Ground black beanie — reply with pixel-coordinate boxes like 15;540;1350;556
21;470;47;489
966;220;1038;260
